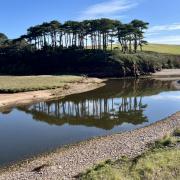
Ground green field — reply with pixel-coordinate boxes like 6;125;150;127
80;130;180;180
0;75;83;93
112;44;180;55
142;44;180;55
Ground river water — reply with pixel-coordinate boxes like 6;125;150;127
0;79;180;166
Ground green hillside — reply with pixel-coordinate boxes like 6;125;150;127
141;44;180;55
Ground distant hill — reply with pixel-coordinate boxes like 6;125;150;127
141;44;180;55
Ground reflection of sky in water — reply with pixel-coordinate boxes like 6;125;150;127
143;91;180;123
106;91;180;133
0;81;180;166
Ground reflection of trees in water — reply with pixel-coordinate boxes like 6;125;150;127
63;78;175;100
18;79;176;130
20;96;148;130
30;97;146;119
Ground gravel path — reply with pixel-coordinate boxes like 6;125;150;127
0;112;180;180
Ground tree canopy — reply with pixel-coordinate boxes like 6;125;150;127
0;33;8;45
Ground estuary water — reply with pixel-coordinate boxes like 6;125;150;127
0;79;180;166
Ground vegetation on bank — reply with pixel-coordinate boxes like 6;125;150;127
0;49;180;76
0;75;82;93
79;129;180;180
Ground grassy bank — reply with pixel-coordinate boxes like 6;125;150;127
80;129;180;180
0;75;83;93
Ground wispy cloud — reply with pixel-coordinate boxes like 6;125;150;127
150;93;180;100
145;32;160;37
78;0;138;20
146;23;180;44
147;35;180;45
148;23;180;33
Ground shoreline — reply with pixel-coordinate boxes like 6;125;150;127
0;69;180;111
152;69;180;77
0;69;179;111
0;70;179;179
0;112;179;180
0;78;105;111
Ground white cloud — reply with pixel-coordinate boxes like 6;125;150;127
145;23;180;44
78;0;138;20
147;35;180;45
145;32;160;36
148;23;180;33
150;93;180;101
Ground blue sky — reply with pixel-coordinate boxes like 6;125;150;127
1;0;180;44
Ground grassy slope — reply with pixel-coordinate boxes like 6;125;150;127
0;75;83;93
80;130;180;180
142;44;180;55
112;43;180;55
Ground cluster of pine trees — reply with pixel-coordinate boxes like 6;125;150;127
0;18;149;53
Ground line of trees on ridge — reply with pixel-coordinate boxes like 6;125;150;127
0;18;149;54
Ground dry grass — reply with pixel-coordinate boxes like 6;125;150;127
0;75;83;93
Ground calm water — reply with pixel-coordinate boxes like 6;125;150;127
0;79;180;166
